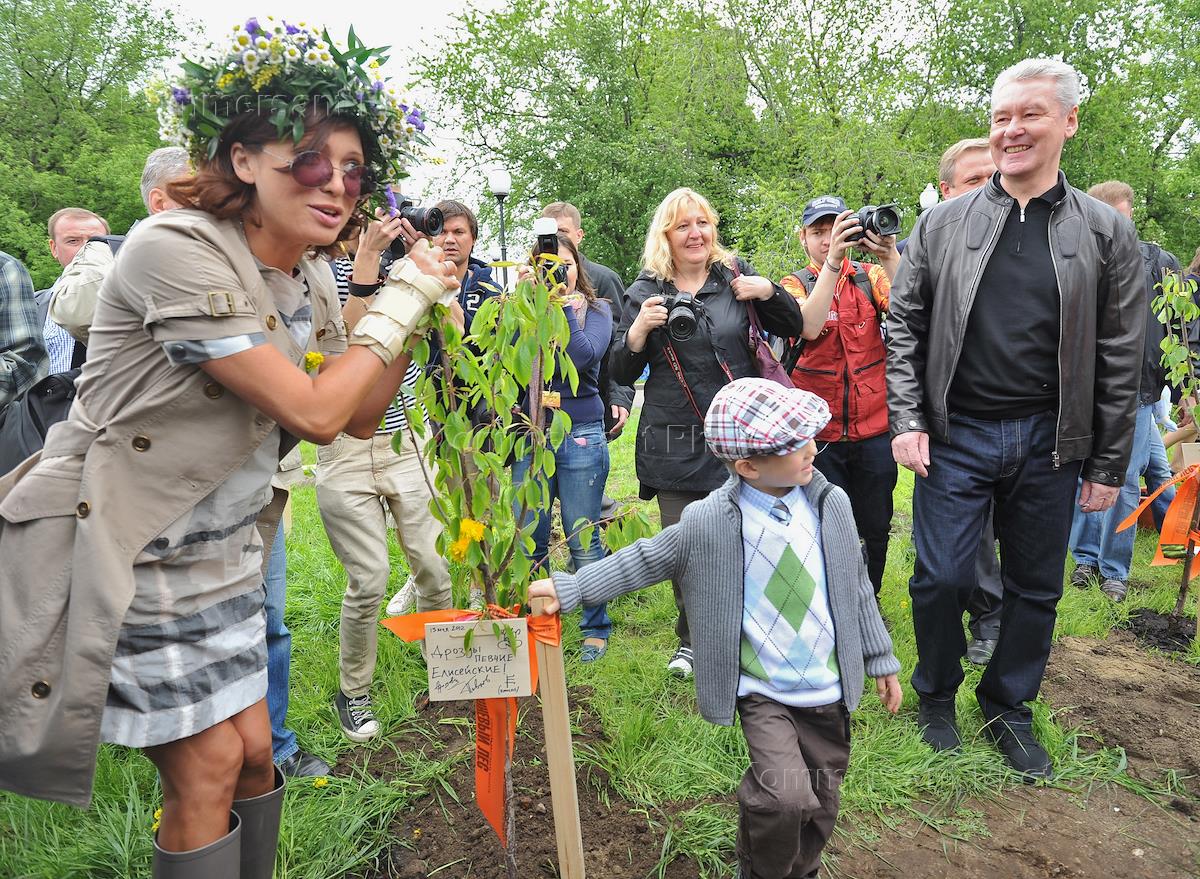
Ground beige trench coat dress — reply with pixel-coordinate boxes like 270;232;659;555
0;209;346;806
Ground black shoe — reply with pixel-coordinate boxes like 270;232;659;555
335;690;380;742
278;750;331;778
1100;578;1127;602
982;718;1053;781
1069;564;1099;589
966;637;997;666
917;697;961;751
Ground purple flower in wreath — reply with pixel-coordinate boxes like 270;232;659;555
372;80;385;92
244;17;260;35
172;86;192;106
406;109;424;132
356;91;365;101
399;102;408;112
285;22;300;34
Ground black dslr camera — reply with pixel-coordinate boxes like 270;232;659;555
532;217;569;287
662;293;702;342
846;203;902;243
388;198;444;257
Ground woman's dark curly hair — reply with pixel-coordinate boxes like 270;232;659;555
167;101;367;259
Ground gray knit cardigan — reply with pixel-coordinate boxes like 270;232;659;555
550;471;901;726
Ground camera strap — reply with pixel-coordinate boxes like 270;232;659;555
662;338;705;421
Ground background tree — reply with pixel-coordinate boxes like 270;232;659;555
421;0;1200;280
0;0;181;287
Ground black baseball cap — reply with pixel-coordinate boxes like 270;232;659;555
802;195;847;227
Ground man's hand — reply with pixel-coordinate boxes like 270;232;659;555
828;210;864;265
892;431;930;478
876;674;902;714
528;578;560;615
609;405;629;436
1078;481;1119;514
858;230;901;280
731;275;774;301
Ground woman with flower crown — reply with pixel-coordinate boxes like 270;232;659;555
0;18;454;878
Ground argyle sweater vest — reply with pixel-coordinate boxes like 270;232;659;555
737;483;842;707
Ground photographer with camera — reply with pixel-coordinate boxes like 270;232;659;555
779;195;900;597
514;223;614;661
611;187;803;678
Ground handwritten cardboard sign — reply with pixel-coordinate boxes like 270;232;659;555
425;618;532;701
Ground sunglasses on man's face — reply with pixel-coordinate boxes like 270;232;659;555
260;148;377;198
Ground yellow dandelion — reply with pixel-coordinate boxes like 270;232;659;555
312;777;329;788
460;518;485;541
154;808;163;820
304;351;325;371
412;827;422;838
450;534;471;562
151;820;160;832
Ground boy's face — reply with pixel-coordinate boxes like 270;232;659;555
738;440;819;490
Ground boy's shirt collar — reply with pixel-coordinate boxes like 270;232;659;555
739;481;803;521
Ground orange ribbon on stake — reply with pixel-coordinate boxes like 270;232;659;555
381;604;562;846
1116;464;1200;571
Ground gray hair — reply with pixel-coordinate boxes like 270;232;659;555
991;58;1080;114
140;147;190;209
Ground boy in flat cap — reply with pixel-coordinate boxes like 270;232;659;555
530;377;901;879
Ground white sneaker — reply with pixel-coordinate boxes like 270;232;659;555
667;646;693;679
385;575;417;616
468;587;485;610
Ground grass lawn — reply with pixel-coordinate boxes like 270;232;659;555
1;409;1197;877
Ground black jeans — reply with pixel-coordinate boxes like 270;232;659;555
910;411;1081;722
812;433;897;595
657;488;708;649
968;508;1003;641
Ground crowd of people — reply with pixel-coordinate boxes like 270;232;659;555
0;24;1189;879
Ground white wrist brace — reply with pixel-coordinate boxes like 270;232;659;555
348;258;454;365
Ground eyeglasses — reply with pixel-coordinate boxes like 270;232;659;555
259;148;377;198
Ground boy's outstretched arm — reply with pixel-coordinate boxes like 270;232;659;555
529;525;685;616
875;674;902;714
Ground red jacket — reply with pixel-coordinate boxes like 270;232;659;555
781;259;890;442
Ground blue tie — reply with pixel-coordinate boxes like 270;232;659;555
770;499;792;525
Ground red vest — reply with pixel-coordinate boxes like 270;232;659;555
785;261;888;442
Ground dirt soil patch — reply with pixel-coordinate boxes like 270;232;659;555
1128;608;1198;652
347;687;700;878
829;783;1199;879
1041;633;1200;797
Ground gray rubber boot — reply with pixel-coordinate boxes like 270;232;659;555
232;766;285;879
152;812;241;879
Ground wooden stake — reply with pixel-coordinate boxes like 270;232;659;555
531;596;586;877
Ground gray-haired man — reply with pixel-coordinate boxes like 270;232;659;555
887;59;1144;778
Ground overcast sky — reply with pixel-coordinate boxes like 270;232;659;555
162;0;508;251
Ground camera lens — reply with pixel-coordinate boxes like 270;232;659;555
401;205;444;237
667;304;697;341
870;204;901;237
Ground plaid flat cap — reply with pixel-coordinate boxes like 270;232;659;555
704;378;831;461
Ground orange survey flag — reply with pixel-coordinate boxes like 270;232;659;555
381;604;562;847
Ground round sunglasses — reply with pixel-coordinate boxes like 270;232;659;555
259;148;377;198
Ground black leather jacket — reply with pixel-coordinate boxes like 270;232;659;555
886;173;1144;486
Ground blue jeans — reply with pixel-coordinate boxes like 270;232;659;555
1144;422;1175;529
1069;403;1165;580
512;419;612;640
910;411;1081;722
813;433;897;595
264;528;298;763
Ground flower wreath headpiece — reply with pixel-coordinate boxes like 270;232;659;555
156;18;427;181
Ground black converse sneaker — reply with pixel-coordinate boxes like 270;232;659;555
335;690;380;742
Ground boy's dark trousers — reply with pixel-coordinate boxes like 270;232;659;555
736;695;851;879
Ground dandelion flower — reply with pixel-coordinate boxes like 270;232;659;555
312;777;329;788
460;519;485;541
304;351;325;371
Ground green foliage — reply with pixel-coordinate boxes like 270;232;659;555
407;263;652;610
0;0;182;287
1153;271;1200;425
422;0;1200;279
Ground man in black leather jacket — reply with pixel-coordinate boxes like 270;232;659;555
886;58;1144;780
